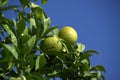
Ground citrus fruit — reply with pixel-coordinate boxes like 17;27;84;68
58;26;78;44
40;36;62;56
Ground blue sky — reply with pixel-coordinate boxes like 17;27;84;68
4;0;120;80
43;1;120;80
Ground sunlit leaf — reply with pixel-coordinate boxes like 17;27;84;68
3;44;18;59
75;43;85;52
35;55;40;70
3;25;18;46
48;70;58;76
27;35;36;48
97;70;101;79
53;27;59;36
0;0;8;7
10;75;26;80
41;17;50;37
30;18;37;35
20;35;36;55
91;77;97;80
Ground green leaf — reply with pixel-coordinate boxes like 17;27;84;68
91;78;97;80
47;70;58;76
27;35;36;49
10;75;26;80
75;43;85;52
0;0;8;7
31;4;47;19
1;5;19;11
17;19;25;37
39;54;46;70
43;26;58;36
20;0;30;6
27;72;44;80
35;18;44;37
84;50;99;55
80;53;93;60
20;35;36;55
91;65;106;72
21;27;30;44
41;17;50;37
81;63;90;72
101;74;105;80
53;27;59;36
35;55;40;70
30;18;37;35
3;25;18;46
3;44;18;59
97;70;101;79
81;59;89;64
41;0;48;5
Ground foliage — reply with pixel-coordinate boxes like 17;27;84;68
0;0;105;80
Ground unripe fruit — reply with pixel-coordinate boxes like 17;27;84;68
58;26;78;44
40;36;62;56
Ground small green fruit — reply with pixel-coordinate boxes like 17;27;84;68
40;36;62;56
58;26;78;44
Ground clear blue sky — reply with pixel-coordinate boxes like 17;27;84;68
4;0;120;80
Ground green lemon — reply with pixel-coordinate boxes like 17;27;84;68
58;26;78;44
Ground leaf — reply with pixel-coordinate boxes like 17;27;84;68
10;75;26;80
75;43;85;52
91;78;97;80
80;53;93;60
3;44;18;59
35;55;40;70
27;72;44;80
53;27;59;36
81;59;89;64
84;50;99;55
30;18;37;35
41;0;48;5
47;70;58;76
20;0;30;6
41;17;50;37
81;63;90;72
17;19;25;37
0;0;8;7
27;35;36;49
91;65;106;72
39;54;46;70
1;5;19;11
101;74;105;80
3;25;18;46
21;35;36;55
97;70;101;79
21;27;30;44
31;4;47;19
43;26;58;36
